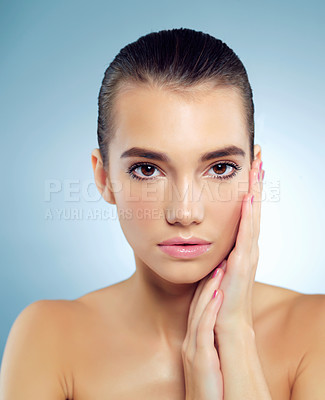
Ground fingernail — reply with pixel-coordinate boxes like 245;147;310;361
213;289;218;299
220;260;227;271
259;161;263;172
212;261;225;277
251;195;254;205
212;268;219;278
262;170;265;180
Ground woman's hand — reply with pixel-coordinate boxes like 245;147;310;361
214;158;264;337
182;266;226;400
210;159;273;399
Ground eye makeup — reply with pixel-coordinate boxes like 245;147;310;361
126;161;242;182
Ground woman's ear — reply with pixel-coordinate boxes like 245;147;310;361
253;144;262;161
91;148;116;205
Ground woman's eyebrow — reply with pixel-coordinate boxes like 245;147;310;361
120;145;246;162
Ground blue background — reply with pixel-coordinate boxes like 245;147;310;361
1;0;324;362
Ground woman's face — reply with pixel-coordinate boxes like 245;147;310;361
101;84;258;284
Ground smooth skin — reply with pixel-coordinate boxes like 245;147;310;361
182;157;271;399
1;84;325;400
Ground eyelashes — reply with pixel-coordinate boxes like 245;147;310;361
126;161;242;182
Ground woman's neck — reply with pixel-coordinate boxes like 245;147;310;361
124;263;199;350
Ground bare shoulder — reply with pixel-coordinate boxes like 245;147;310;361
254;280;325;329
253;281;325;361
288;288;325;342
253;281;301;322
254;281;325;398
0;299;82;399
14;297;88;334
262;281;325;328
75;279;128;313
288;290;325;398
2;298;80;352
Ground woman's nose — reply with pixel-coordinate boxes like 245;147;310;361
164;179;204;226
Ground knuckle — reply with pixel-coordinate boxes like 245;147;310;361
181;343;187;355
182;348;194;365
181;340;188;354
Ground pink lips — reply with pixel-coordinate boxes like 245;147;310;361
157;236;212;259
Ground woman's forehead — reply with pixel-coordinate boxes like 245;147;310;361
112;84;249;158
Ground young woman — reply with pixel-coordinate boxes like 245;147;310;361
1;28;324;400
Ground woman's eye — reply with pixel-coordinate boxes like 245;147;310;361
127;163;162;181
207;162;241;180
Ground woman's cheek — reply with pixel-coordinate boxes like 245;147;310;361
116;198;162;255
116;190;160;228
207;188;243;251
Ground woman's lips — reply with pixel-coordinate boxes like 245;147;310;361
157;243;212;259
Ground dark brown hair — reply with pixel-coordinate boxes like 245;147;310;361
97;27;254;169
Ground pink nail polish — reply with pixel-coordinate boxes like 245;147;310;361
251;195;254;205
212;261;224;277
213;290;217;299
212;268;218;278
262;170;265;180
220;260;227;271
259;161;263;172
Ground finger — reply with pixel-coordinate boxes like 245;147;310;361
232;192;253;259
251;160;263;239
213;289;224;344
249;158;259;192
187;263;224;328
187;270;224;355
258;165;265;207
187;274;211;329
196;289;223;359
184;276;211;358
